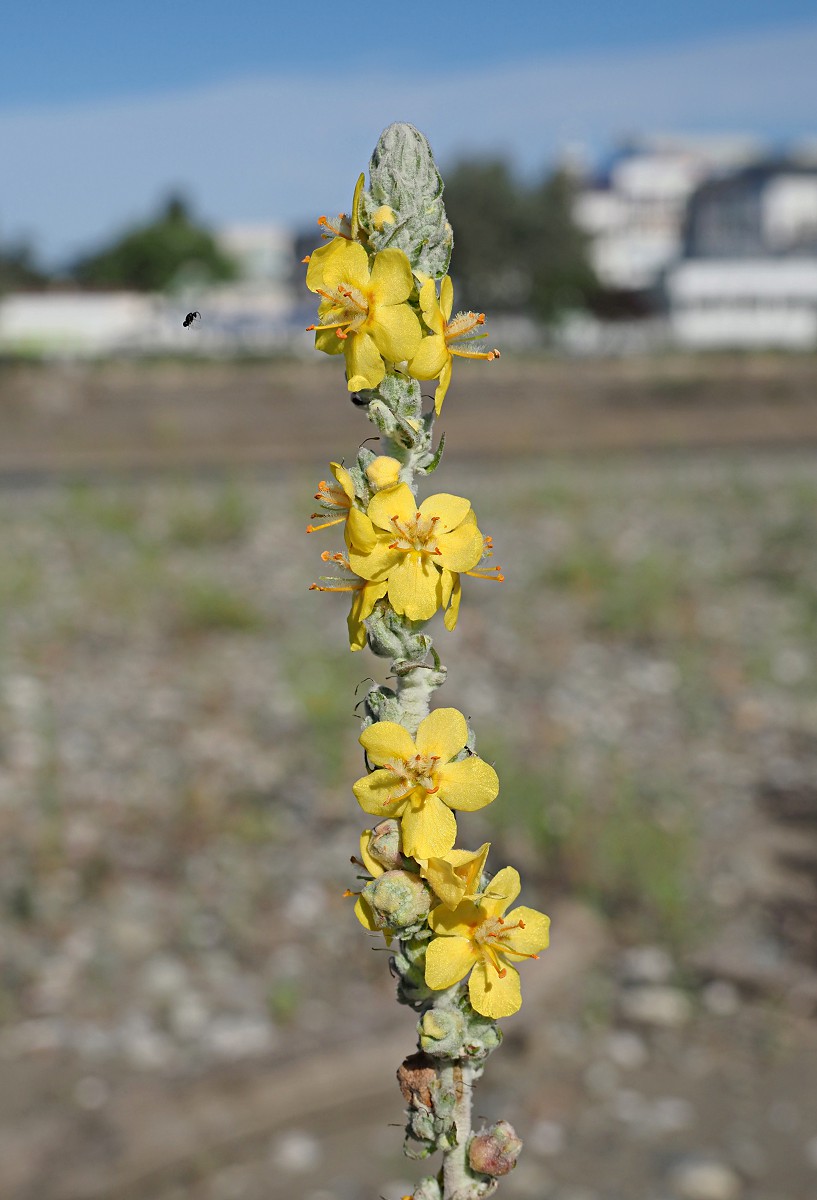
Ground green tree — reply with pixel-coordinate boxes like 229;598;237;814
0;240;48;292
442;159;599;323
72;194;238;292
526;168;600;323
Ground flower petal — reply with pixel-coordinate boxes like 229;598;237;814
422;842;489;910
368;247;415;305
479;866;521;917
360;721;417;765
436;756;499;811
314;326;344;356
434;359;453;415
443;573;462;631
330;462;356;502
347;580;388;650
352;769;410;818
354;894;380;931
415;707;468;763
387;553;442;622
440;275;454;322
500;906;551;958
409;334;449;380
358;831;384;878
421;857;468;909
370;303;422;364
437;514;485;573
418;492;472;533
347;536;402;582
305;237;347;292
318;238;370;293
345;331;385;392
425;934;476;990
418;278;446;336
400;791;457;859
367;483;417;533
428;898;483;937
346;507;377;553
469;959;521;1018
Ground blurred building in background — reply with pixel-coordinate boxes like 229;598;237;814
5;140;817;356
574;134;761;292
666;157;817;348
0;222;305;357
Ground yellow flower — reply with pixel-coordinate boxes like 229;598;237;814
408;276;500;414
306;461;356;534
309;550;388;651
419;842;490;909
306;239;422;392
424;867;550;1018
352;708;499;859
346;483;484;623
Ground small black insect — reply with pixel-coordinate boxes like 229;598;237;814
182;311;201;328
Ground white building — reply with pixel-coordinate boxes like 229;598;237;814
0;292;157;355
666;160;817;349
668;259;817;349
574;135;761;292
0;224;304;357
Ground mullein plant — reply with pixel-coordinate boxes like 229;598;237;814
306;123;549;1200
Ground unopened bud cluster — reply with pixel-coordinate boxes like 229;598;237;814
305;123;548;1200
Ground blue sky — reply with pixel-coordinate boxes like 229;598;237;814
2;4;817;264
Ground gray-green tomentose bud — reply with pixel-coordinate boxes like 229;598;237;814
363;122;453;280
418;1006;467;1058
468;1120;523;1178
419;1003;503;1061
367;819;404;870
362;871;432;934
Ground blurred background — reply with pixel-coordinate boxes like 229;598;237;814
1;4;817;1199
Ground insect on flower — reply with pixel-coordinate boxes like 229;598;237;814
182;311;201;328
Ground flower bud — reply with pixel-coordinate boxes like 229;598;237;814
365;455;402;489
468;1120;523;1177
362;870;432;933
365;123;452;279
367;819;403;869
418;1006;466;1057
372;204;396;230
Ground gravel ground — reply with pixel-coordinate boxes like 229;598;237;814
0;436;816;1198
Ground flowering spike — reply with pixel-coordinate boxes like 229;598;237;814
302;122;546;1199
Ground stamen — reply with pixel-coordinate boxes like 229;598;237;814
310;583;361;594
482;945;507;978
306;516;345;533
317;215;343;237
307;319;350;333
466;567;505;582
450;347;501;362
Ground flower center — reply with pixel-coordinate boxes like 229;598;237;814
318;281;371;339
384;751;442;804
473;914;529;978
388;512;443;556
